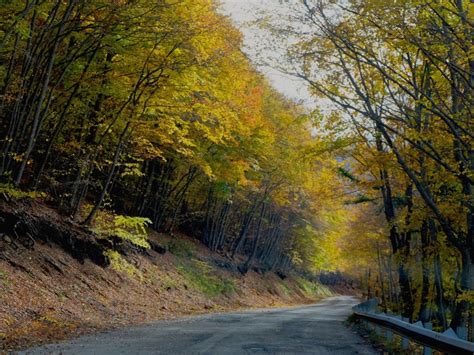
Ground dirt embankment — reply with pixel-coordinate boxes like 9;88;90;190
0;199;334;352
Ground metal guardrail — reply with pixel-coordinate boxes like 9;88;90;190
353;299;474;355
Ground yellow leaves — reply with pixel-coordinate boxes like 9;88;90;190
104;250;143;280
120;162;144;178
131;136;166;161
217;159;251;186
200;163;214;178
456;290;474;304
0;184;46;200
90;208;151;249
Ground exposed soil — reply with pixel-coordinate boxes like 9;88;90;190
0;199;336;352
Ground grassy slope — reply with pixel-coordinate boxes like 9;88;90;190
0;201;332;352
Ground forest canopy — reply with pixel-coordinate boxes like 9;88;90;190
0;0;347;277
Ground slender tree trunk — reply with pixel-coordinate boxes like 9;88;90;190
419;220;432;323
231;200;259;258
434;251;447;329
451;251;474;330
82;122;130;225
167;167;197;233
15;0;75;186
241;201;266;273
33;43;99;189
376;243;387;311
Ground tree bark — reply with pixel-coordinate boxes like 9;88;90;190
82;122;130;226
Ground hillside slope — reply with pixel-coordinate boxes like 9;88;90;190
0;199;333;352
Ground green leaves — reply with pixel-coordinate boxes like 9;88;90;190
112;215;152;249
91;211;152;249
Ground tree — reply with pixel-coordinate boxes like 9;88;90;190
265;0;472;330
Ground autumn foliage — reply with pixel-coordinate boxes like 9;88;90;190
0;1;345;280
263;0;474;336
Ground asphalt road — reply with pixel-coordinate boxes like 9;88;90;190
22;296;377;354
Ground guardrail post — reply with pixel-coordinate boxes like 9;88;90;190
423;322;432;355
401;317;409;350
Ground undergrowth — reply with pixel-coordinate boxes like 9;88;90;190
295;277;332;297
177;260;235;297
80;204;151;248
279;282;294;296
167;239;195;258
0;183;45;200
104;250;143;280
0;270;11;287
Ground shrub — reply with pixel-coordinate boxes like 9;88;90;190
0;183;45;200
84;206;151;249
104;250;142;280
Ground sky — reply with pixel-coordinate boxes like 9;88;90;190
218;0;313;107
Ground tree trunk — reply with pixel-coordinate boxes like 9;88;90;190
241;202;266;273
15;0;75;186
419;220;432;323
82;122;130;225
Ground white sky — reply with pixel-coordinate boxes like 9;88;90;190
218;0;313;107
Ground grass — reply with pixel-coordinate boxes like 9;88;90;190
347;314;419;354
161;273;180;290
278;282;294;296
104;250;143;281
167;239;196;258
0;183;45;200
177;259;235;297
0;270;11;287
294;277;332;297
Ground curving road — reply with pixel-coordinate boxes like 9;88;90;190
22;296;377;354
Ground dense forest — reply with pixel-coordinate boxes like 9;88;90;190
0;0;473;343
0;0;344;280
